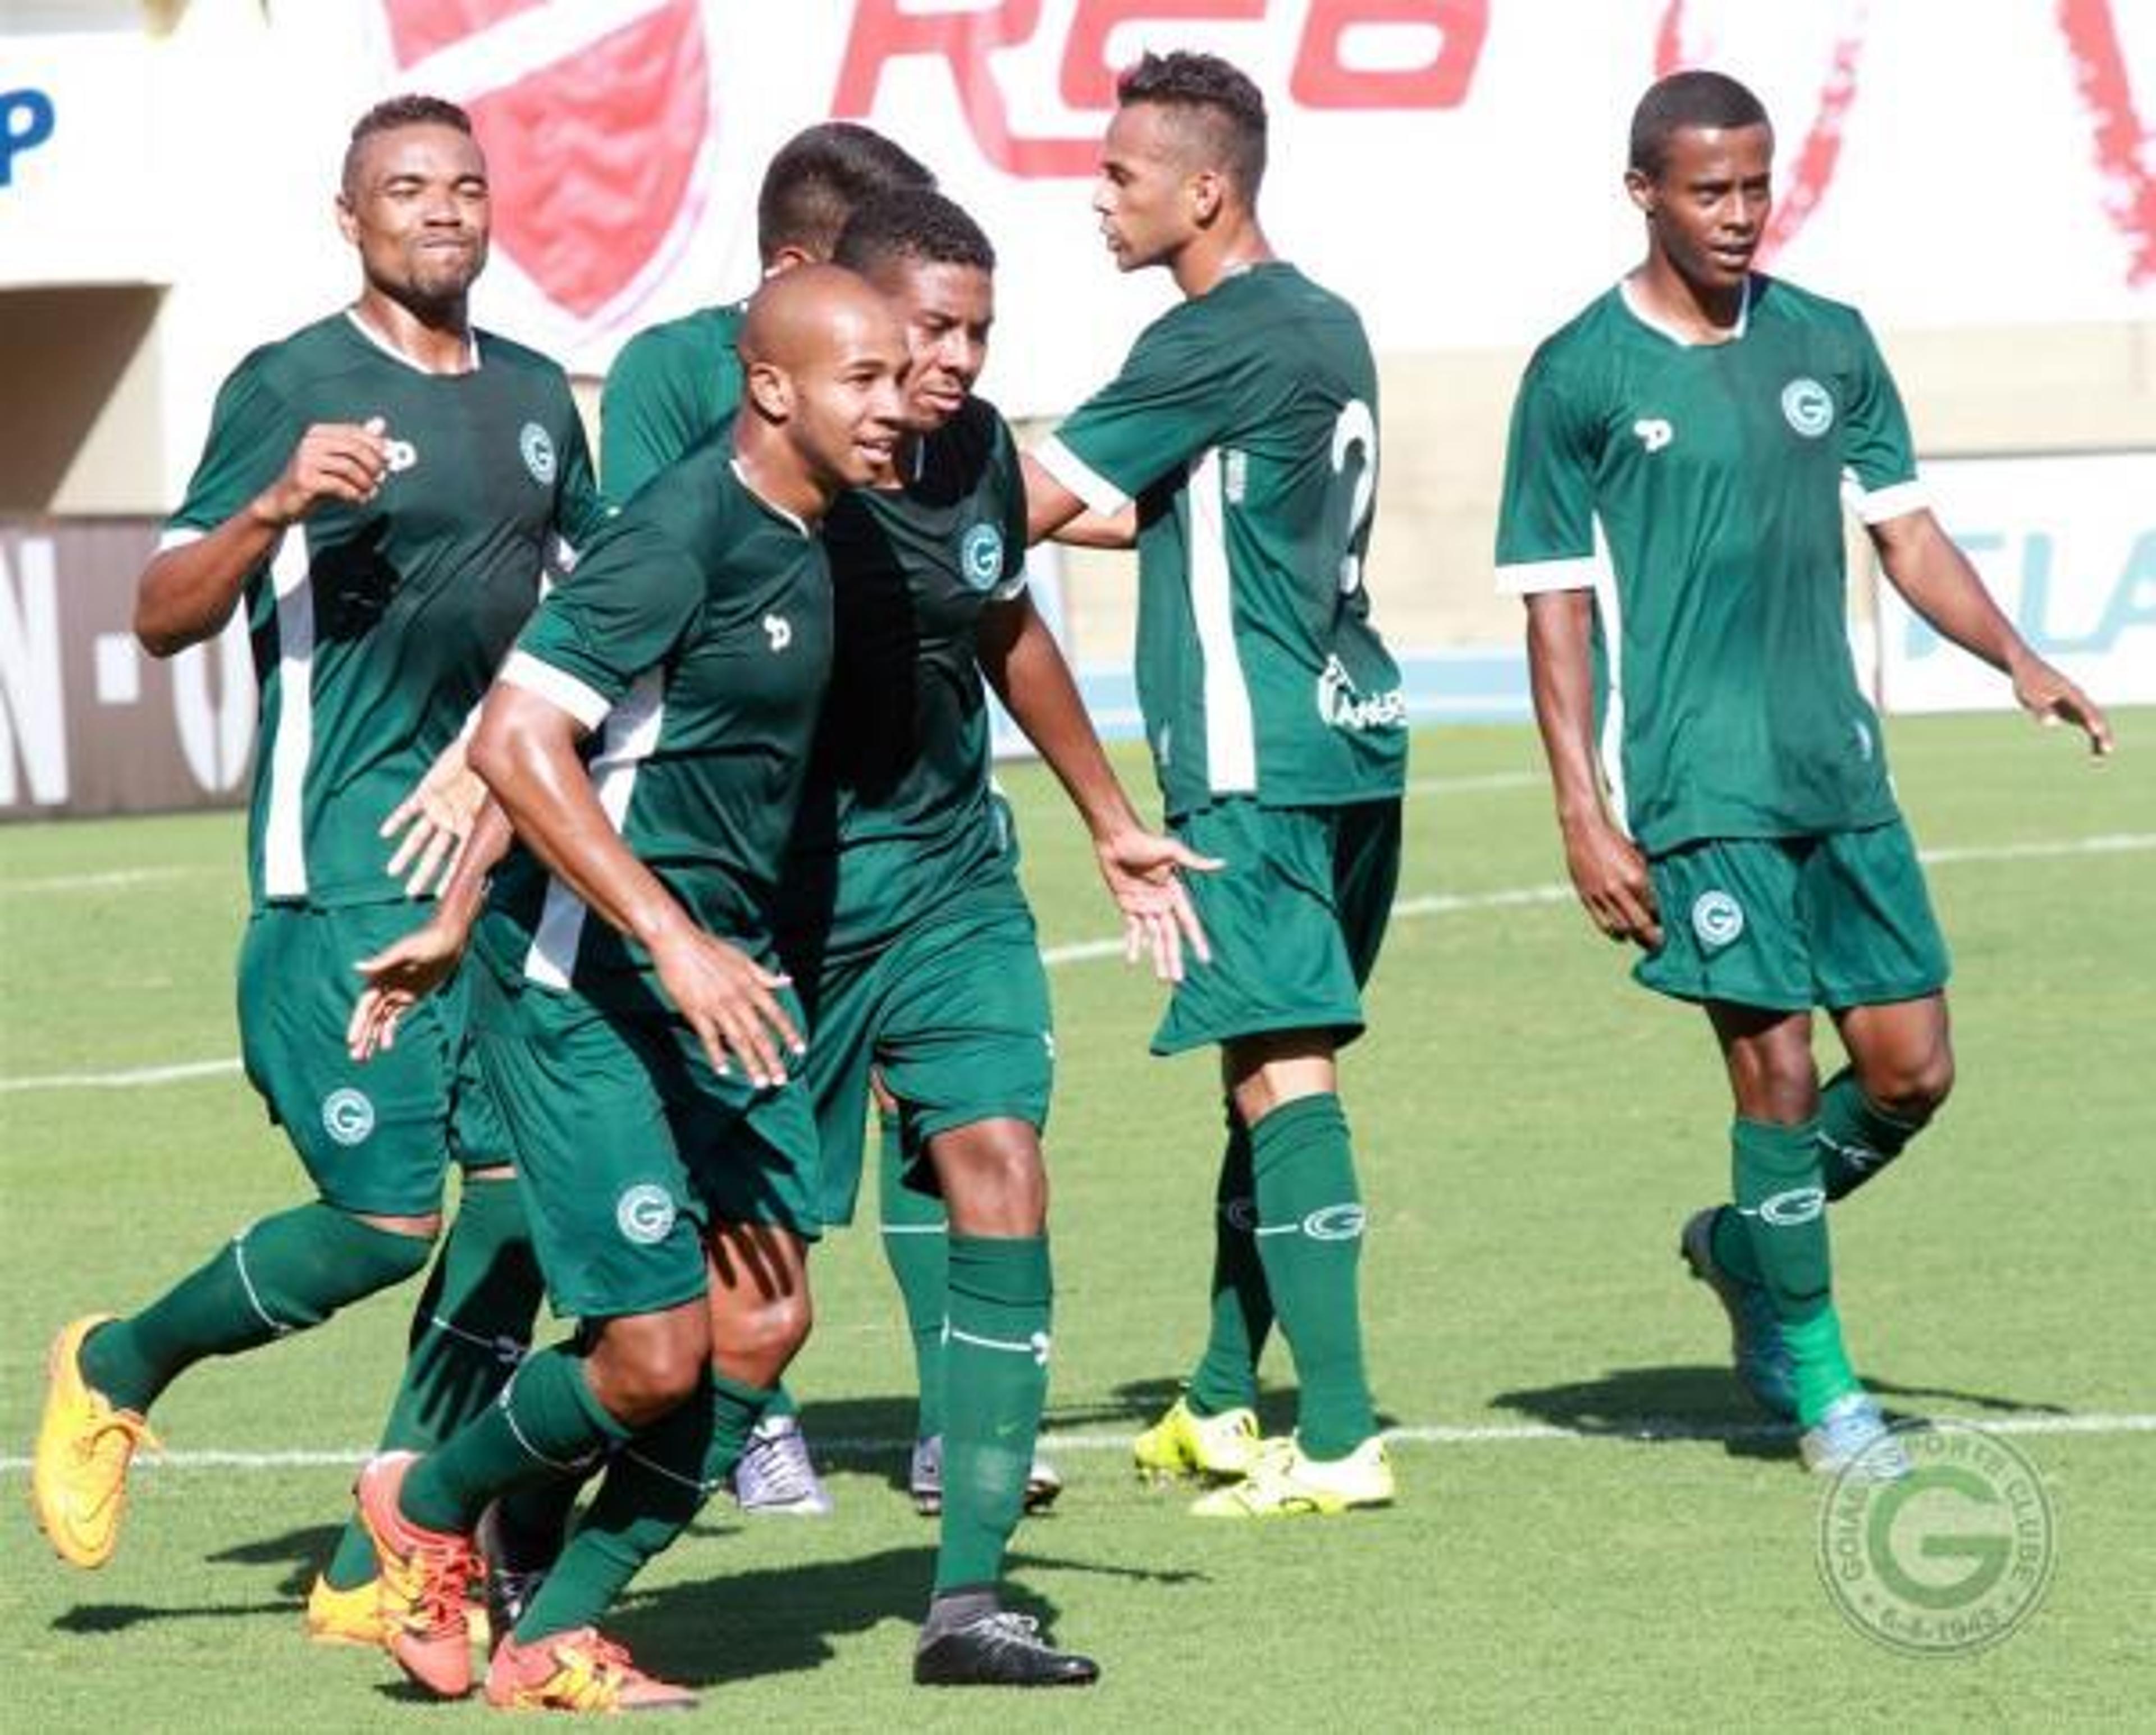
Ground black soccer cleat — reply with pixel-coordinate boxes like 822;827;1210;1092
913;1611;1100;1688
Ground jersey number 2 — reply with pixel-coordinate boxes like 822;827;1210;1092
1330;399;1377;594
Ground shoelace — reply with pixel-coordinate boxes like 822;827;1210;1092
974;1612;1047;1649
546;1631;650;1711
402;1533;476;1637
741;1430;816;1502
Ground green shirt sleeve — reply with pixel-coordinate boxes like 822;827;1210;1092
601;321;741;502
1839;314;1925;525
989;409;1030;602
167;351;300;538
1038;310;1236;513
549;392;613;555
504;514;704;726
1494;349;1605;593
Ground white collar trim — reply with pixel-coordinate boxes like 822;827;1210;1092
343;308;481;375
1618;274;1751;347
731;458;810;535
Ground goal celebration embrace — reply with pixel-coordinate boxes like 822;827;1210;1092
12;14;2141;1726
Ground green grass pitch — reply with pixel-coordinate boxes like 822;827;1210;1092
2;713;2150;1729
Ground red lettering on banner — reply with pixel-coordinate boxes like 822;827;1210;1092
2059;0;2156;285
1291;0;1486;110
1062;0;1264;110
835;0;1096;178
1656;0;1865;265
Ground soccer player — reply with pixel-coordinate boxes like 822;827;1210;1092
1494;70;2113;1475
601;121;934;1517
30;98;605;1592
1027;51;1409;1518
348;264;910;1711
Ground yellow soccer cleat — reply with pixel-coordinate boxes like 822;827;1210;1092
304;1573;387;1647
485;1626;698;1713
1189;1436;1395;1518
32;1314;161;1569
1132;1397;1265;1482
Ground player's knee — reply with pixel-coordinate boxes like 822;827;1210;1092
589;1312;710;1427
1873;1046;1955;1124
933;1121;1048;1235
731;1284;812;1370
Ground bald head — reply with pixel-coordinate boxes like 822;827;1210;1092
733;263;910;510
739;263;899;372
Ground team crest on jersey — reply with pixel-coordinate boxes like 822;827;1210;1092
519;422;558;485
1633;417;1674;454
960;522;1004;592
1691;890;1746;949
321;1087;376;1147
615;1184;676;1246
1780;377;1835;438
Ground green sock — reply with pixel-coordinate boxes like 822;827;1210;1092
934;1234;1050;1596
79;1202;432;1414
1817;1068;1924;1201
1250;1095;1375;1461
399;1343;631;1535
514;1374;771;1643
323;1175;544;1590
1731;1116;1854;1423
878;1107;950;1439
1186;1115;1270;1418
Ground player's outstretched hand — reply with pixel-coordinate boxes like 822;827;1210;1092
1560;813;1662;949
347;914;471;1061
2010;650;2114;757
651;924;802;1089
1094;826;1224;985
381;735;488;896
255;416;391;527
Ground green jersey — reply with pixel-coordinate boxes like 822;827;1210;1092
166;312;607;910
1039;262;1406;819
1495;276;1920;853
481;441;834;1011
780;397;1030;958
600;301;745;500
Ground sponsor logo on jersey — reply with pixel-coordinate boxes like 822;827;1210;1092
1303;1202;1368;1242
1317;654;1408;732
960;521;1004;591
1752;1185;1826;1226
1691;889;1746;948
321;1087;376;1147
615;1183;677;1246
383;437;419;474
1633;417;1674;453
1782;377;1835;437
519;422;558;485
762;613;792;652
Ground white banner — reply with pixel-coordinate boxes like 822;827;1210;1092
3;2;2153;430
1876;451;2156;715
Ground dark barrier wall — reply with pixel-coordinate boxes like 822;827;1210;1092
1;518;253;821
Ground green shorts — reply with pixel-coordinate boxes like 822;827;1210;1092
789;871;1053;1227
237;902;508;1217
469;963;823;1323
1153;798;1401;1057
1636;821;1952;1013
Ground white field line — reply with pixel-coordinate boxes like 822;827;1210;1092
3;866;212;894
6;831;2152;1095
1;1410;2150;1475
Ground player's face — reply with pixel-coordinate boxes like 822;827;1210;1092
338;123;491;311
874;259;994;431
1093;102;1195;272
786;307;912;489
1629;123;1773;294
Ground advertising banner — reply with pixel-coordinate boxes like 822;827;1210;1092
1875;451;2156;715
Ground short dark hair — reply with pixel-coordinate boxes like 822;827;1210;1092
757;122;936;265
834;188;995;281
1116;50;1267;199
343;94;474;193
1629;70;1771;178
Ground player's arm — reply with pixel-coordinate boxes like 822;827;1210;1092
136;417;389;657
1523;592;1660;947
1869;510;2112;755
976;592;1219;981
1020;454;1135;547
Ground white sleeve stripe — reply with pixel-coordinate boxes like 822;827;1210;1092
1852;478;1929;525
500;651;613;731
157;526;205;552
1034;435;1130;516
1496;555;1605;595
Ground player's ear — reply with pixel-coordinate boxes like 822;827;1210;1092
335;189;360;246
1187;166;1223;226
743;359;794;423
766;245;819;275
1623;166;1656;217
